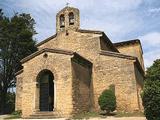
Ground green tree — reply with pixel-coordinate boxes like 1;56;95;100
142;59;160;120
0;9;37;113
98;88;116;114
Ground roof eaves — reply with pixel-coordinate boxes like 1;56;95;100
77;29;103;34
100;50;145;76
99;50;136;60
15;69;23;76
114;39;143;54
36;34;57;47
114;39;140;47
21;48;74;64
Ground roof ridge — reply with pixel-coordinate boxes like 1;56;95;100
114;39;140;46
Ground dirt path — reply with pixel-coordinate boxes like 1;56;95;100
89;117;146;120
0;115;146;120
0;115;11;119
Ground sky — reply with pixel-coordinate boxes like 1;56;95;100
0;0;160;68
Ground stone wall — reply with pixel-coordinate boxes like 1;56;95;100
92;54;141;112
16;6;145;118
134;63;144;111
38;30;101;62
115;43;144;70
37;30;144;112
71;58;92;114
20;52;74;118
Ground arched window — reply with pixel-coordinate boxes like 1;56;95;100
69;12;74;25
60;14;65;28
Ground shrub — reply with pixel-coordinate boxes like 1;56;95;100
4;92;15;114
141;59;160;120
98;89;116;114
141;80;160;120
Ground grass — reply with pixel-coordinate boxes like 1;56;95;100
3;111;144;119
4;114;21;119
72;111;144;119
115;111;144;117
72;112;103;119
4;111;21;119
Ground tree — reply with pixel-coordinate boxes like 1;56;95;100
98;88;116;114
0;10;37;113
142;59;160;120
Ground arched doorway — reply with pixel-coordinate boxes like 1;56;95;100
37;70;54;111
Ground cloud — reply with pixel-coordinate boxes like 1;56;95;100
1;0;160;68
139;32;160;67
149;8;160;13
68;0;143;12
144;49;160;68
139;32;160;50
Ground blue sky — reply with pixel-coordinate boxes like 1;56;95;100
0;0;160;68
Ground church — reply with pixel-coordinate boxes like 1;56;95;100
15;6;144;118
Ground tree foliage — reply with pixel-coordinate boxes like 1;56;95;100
142;59;160;120
98;88;116;114
0;9;37;113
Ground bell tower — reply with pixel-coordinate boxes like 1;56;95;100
56;6;80;33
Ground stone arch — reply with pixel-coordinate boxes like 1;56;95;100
36;69;55;111
69;12;74;25
59;14;65;28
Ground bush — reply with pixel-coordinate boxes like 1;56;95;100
11;110;22;116
4;92;15;114
98;89;116;114
141;80;160;120
141;59;160;120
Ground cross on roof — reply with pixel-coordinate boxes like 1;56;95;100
66;2;69;7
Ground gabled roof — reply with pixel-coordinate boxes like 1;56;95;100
17;48;92;76
113;39;143;54
36;34;57;47
21;48;74;64
114;39;141;47
99;50;145;77
35;29;103;47
100;50;136;60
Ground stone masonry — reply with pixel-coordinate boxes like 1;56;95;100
15;6;144;118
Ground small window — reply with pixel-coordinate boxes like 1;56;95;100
69;12;74;25
60;14;65;28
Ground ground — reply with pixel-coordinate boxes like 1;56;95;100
0;115;146;120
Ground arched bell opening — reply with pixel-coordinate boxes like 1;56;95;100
69;12;74;25
60;14;65;28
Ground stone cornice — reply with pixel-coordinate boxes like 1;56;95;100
100;50;136;60
35;29;102;47
114;39;143;54
21;48;74;64
36;34;57;47
114;39;140;47
99;50;145;77
15;69;23;76
77;29;103;34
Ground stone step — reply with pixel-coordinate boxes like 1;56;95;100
29;115;57;119
29;112;58;119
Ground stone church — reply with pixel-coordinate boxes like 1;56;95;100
15;6;144;118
